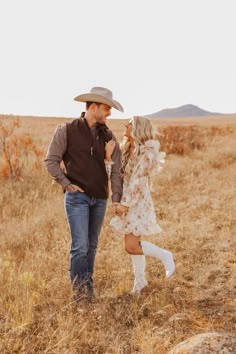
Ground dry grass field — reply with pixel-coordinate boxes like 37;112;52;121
0;114;236;353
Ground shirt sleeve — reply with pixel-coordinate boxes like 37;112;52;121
121;140;166;208
44;124;71;188
110;133;123;203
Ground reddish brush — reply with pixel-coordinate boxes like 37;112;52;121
0;117;44;180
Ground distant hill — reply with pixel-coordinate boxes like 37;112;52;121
146;104;222;118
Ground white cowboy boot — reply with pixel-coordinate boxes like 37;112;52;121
130;255;148;294
140;241;175;278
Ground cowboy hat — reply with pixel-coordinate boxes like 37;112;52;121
74;86;124;112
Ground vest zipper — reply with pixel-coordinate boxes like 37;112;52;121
91;146;93;156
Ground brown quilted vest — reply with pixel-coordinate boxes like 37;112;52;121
63;117;112;198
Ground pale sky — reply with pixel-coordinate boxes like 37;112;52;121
0;0;235;119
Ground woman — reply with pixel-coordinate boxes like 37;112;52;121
107;116;175;294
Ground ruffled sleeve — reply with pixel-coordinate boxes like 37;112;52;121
104;159;114;178
136;140;165;177
121;140;165;208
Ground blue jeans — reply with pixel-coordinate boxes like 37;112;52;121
64;191;107;286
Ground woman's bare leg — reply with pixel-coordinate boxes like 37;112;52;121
125;233;143;255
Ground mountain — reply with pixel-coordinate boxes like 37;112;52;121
146;104;221;118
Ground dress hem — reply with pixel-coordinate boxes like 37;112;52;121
109;223;162;237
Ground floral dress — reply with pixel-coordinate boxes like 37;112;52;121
110;139;166;236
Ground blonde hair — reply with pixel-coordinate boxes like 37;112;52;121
121;116;156;181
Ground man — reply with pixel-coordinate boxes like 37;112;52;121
44;86;123;302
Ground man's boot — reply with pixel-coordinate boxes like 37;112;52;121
72;275;88;304
85;274;96;303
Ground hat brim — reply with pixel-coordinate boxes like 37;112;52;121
73;93;124;112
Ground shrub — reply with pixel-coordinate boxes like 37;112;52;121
0;117;44;180
158;125;234;155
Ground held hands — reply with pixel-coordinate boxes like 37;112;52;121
65;184;84;193
105;140;116;161
112;203;129;216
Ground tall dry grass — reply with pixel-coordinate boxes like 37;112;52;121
0;114;236;353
